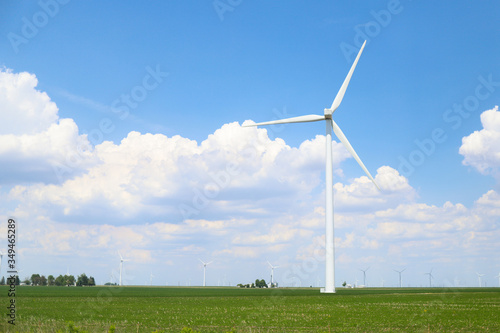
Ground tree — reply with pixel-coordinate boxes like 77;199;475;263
31;274;41;286
0;277;5;285
88;276;95;286
64;275;75;286
254;279;267;288
55;275;65;286
48;275;55;286
22;278;31;285
40;275;47;286
342;281;347;287
77;273;89;287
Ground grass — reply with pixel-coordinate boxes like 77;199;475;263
0;286;498;332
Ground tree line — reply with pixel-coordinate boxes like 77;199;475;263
0;273;96;286
237;279;274;288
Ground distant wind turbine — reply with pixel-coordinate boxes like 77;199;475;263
495;273;500;287
267;261;279;287
150;271;154;286
476;272;485;287
118;251;129;286
394;268;406;288
359;267;370;286
243;40;379;294
0;250;4;275
424;269;434;287
199;259;212;287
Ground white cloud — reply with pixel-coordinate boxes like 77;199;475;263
0;69;58;135
3;68;499;287
333;166;417;212
8;119;356;225
459;106;500;178
0;68;95;184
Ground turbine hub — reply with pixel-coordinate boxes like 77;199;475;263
324;108;332;118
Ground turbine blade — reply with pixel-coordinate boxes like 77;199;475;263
331;120;380;190
243;114;325;127
207;261;213;265
198;258;205;265
329;40;367;113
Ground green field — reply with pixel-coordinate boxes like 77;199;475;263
0;286;499;332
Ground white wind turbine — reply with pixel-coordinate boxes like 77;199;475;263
267;261;279;287
394;268;405;288
359;267;370;286
0;250;4;275
476;272;485;287
495;273;500;287
118;251;129;286
199;259;212;287
150;271;154;286
243;40;378;293
424;269;434;287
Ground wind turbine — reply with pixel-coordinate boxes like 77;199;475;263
424;269;434;287
150;271;154;286
267;261;279;287
243;40;378;293
118;251;129;286
495;273;500;287
0;250;4;275
394;268;405;288
199;259;212;287
359;267;370;286
476;272;485;287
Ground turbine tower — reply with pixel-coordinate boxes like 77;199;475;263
243;40;378;293
267;261;279;287
394;268;405;288
495;273;500;287
476;272;485;287
424;269;434;287
359;267;370;286
118;251;129;286
150;271;154;286
199;259;212;287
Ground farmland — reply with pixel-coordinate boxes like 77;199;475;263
0;286;498;332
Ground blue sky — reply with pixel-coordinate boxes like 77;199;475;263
0;1;499;288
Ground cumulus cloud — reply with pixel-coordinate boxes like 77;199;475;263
0;69;58;135
0;68;94;184
4;68;500;286
333;166;417;212
459;106;500;178
9;120;357;224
